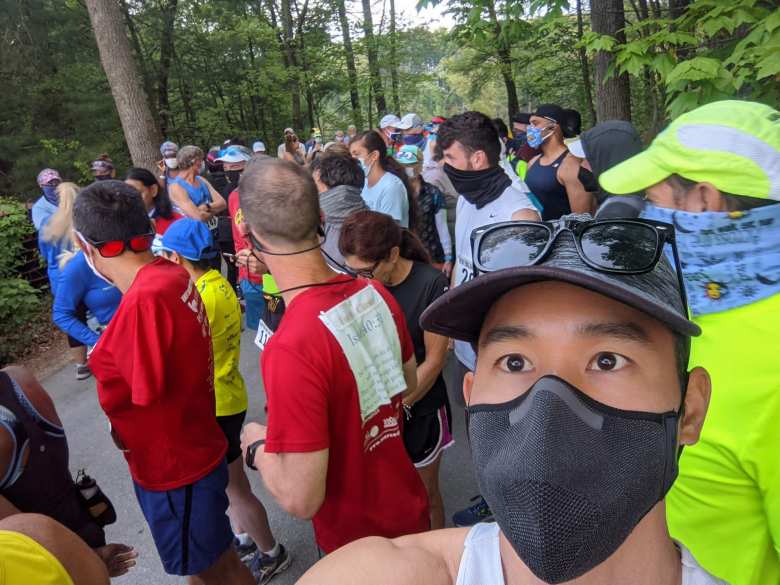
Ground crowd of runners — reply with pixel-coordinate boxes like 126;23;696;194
1;98;778;585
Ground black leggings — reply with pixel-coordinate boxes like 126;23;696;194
66;303;88;349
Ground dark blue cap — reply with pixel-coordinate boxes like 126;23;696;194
161;218;219;261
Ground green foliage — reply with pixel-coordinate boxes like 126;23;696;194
581;0;780;119
0;197;36;276
0;197;41;362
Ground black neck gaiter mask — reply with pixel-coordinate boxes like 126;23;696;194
443;163;512;209
467;375;680;584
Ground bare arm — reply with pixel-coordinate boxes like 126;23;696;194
241;422;329;519
203;178;227;213
168;182;209;220
402;356;418;402
558;155;595;215
0;514;110;585
511;207;541;221
404;332;448;407
298;530;466;585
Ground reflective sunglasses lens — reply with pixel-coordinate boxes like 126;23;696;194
478;224;550;271
99;240;125;258
580;222;659;271
129;234;153;252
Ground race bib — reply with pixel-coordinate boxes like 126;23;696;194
254;320;274;351
319;285;406;423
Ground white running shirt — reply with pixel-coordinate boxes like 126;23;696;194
455;522;729;585
452;185;536;370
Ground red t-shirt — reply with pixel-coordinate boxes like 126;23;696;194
153;212;183;235
228;190;262;285
262;275;430;552
89;258;227;491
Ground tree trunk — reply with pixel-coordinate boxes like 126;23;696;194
279;0;303;131
118;0;155;118
576;0;597;125
361;0;387;116
334;0;364;129
157;0;178;138
591;0;632;122
389;0;400;113
85;0;161;170
485;0;518;120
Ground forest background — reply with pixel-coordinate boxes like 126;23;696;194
1;0;778;198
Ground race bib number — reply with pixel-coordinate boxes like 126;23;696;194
319;285;406;423
254;320;274;351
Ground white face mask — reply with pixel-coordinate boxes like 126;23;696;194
404;167;415;178
199;161;206;175
164;158;178;170
75;231;114;285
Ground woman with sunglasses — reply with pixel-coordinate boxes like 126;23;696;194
339;210;452;529
51;183;122;364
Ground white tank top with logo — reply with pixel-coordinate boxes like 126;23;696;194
455;522;729;585
452;185;535;370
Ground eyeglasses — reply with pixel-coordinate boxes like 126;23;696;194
82;231;155;258
470;218;688;310
344;260;380;279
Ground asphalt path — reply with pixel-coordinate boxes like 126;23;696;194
45;329;479;584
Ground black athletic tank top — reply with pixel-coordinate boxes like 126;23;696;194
525;150;571;221
0;372;105;547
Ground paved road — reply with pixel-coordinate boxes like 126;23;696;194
45;329;479;584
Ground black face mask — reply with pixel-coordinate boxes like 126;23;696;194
467;375;680;584
443;163;512;209
226;170;243;186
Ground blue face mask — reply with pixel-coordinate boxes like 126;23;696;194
386;130;401;143
527;126;548;149
641;202;780;315
41;185;59;206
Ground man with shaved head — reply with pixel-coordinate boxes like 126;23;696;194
238;158;429;553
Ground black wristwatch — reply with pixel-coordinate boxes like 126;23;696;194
245;439;265;471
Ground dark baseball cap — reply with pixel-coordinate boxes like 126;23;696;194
531;104;566;125
420;225;700;343
512;112;532;125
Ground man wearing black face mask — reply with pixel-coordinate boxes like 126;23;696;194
437;111;539;408
215;146;253;290
297;214;725;585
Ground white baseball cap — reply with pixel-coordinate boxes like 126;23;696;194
397;113;423;130
379;114;402;129
252;141;267;153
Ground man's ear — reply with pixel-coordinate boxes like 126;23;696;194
471;149;488;169
678;366;711;446
684;182;724;212
463;371;474;405
166;251;183;266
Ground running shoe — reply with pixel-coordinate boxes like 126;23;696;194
233;537;258;562
249;545;291;584
75;364;92;380
452;495;493;527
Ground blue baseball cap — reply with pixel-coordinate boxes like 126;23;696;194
161;218;219;261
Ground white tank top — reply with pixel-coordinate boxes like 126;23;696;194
454;522;729;585
452;185;535;370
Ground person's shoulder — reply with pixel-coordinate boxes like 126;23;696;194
130;259;189;297
412;261;447;286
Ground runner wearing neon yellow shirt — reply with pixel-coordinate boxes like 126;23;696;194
160;218;291;582
600;100;780;585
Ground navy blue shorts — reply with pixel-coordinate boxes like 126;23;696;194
133;461;234;576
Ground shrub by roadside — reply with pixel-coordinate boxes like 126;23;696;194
0;196;45;365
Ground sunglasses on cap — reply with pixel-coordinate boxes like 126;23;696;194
79;231;155;258
470;217;688;310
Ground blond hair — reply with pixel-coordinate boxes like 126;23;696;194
42;182;79;268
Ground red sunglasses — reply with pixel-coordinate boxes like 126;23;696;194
85;232;155;258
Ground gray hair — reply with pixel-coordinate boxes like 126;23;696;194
177;145;204;170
